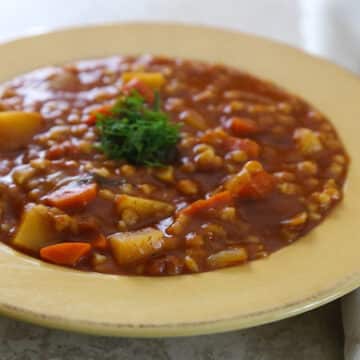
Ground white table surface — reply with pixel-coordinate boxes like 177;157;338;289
0;0;358;359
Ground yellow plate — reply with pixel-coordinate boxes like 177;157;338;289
0;23;359;337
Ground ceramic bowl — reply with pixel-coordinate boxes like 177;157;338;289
0;23;359;337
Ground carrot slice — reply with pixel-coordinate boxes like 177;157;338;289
235;171;275;199
180;191;232;216
85;105;112;125
201;128;229;146
40;242;91;266
227;117;258;136
201;129;260;158
225;162;275;199
233;138;260;158
92;233;108;250
123;78;155;104
44;182;97;209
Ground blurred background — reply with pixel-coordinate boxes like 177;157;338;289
1;0;360;73
0;1;358;359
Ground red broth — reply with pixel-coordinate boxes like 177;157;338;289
0;55;348;275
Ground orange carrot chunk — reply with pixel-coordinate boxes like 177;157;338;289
227;117;259;136
44;182;97;209
180;191;232;216
40;242;91;266
92;233;108;250
85;105;112;125
201;129;260;158
235;171;275;199
232;138;260;158
225;161;275;199
123;78;155;104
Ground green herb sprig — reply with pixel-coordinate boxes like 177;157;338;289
95;91;181;167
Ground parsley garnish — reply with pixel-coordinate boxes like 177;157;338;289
95;91;181;167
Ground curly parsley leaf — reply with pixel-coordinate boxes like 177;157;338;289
95;91;181;167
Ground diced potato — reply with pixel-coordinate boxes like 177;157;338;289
293;128;323;154
116;194;174;226
109;228;164;265
207;248;248;269
0;111;43;151
12;204;58;252
122;72;165;89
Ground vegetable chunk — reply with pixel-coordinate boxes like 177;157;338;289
116;194;174;227
109;228;164;265
12;204;58;252
225;161;275;199
180;191;232;216
40;242;91;266
207;248;248;269
121;72;165;89
227;117;259;136
44;182;97;209
0;111;42;151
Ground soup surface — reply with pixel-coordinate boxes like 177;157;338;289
0;55;348;275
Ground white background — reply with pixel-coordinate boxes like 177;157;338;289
0;0;359;72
